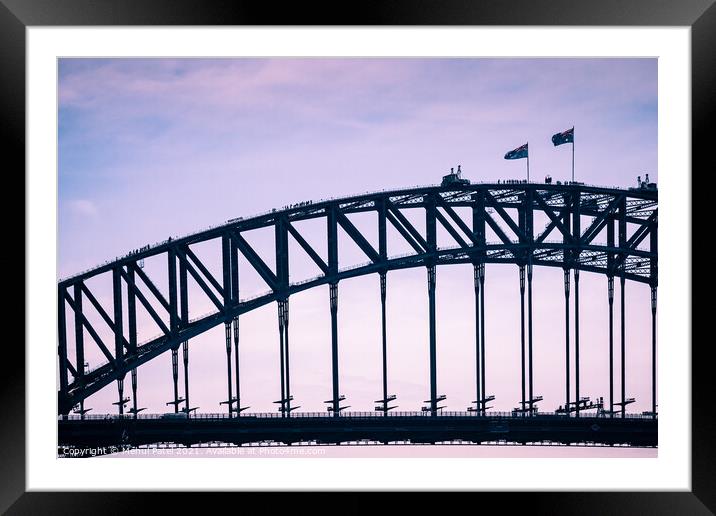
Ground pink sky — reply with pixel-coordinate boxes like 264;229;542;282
58;58;657;432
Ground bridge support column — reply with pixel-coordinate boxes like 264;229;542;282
527;263;534;415
117;377;125;415
131;369;138;417
171;348;179;413
427;265;438;416
651;286;657;419
519;265;526;417
179;251;190;415
233;316;242;416
608;276;615;416
472;264;481;414
57;287;69;409
479;264;486;414
182;341;189;414
284;299;292;415
329;283;340;417
224;322;234;416
276;299;292;416
564;269;571;416
73;284;85;409
278;300;286;416
620;274;626;419
380;272;389;416
574;268;580;417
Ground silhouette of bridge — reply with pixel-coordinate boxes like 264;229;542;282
57;181;657;449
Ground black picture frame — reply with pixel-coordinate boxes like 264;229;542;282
4;0;713;512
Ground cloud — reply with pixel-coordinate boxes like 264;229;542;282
66;199;98;217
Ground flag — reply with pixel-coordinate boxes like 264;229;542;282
552;127;574;146
504;143;528;160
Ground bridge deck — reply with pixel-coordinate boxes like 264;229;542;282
59;412;657;450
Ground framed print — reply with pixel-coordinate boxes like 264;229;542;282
5;0;714;512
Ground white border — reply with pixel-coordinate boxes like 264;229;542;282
27;27;690;490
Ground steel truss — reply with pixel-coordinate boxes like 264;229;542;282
57;183;657;417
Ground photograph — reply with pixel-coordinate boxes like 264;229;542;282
5;2;708;507
56;57;659;459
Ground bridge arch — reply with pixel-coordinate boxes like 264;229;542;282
57;182;657;417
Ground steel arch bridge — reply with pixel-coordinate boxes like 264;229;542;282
57;181;658;448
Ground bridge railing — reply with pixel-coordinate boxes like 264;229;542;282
58;410;655;421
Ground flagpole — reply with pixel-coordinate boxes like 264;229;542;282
571;127;575;183
527;142;530;182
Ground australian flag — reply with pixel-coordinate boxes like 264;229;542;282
552;127;574;146
504;143;528;160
